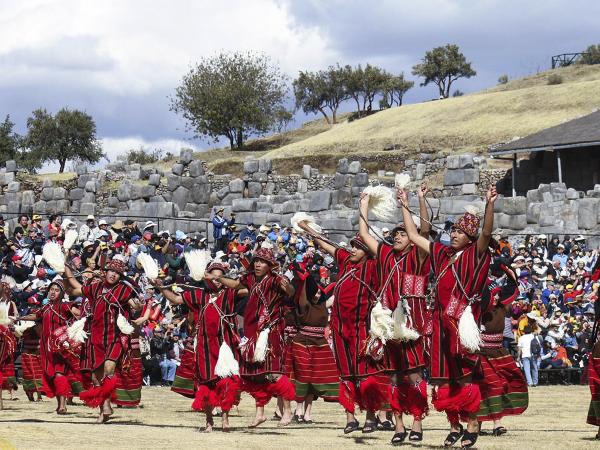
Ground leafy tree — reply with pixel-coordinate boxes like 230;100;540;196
412;44;476;98
0;115;20;166
579;44;600;65
344;64;391;116
498;74;509;85
25;108;104;173
381;72;414;107
293;64;350;124
121;146;164;165
452;89;464;97
171;51;290;150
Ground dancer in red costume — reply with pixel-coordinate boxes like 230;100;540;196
399;185;497;449
0;283;18;401
358;183;431;445
157;261;247;432
297;221;385;434
20;279;80;414
587;259;600;440
63;259;140;423
20;320;44;401
206;247;296;428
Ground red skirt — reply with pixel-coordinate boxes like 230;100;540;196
587;347;600;426
291;341;339;402
382;337;427;374
114;356;143;406
331;329;381;379
21;353;44;394
476;352;528;421
172;348;197;398
1;362;17;390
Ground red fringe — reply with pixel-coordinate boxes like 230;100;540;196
388;383;405;414
80;376;118;408
339;380;357;414
432;384;481;422
359;375;386;412
242;380;272;407
192;385;218;411
267;375;295;401
54;375;72;397
215;376;241;412
406;380;429;420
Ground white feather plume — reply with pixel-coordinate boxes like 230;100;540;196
412;215;421;229
42;242;66;274
458;305;482;352
1;275;16;290
117;313;134;335
0;303;11;326
184;250;212;281
136;253;159;280
391;302;420;342
362;185;397;222
261;240;274;250
395;173;411;189
253;327;270;363
369;302;394;344
63;229;79;250
291;212;322;234
13;320;36;338
67;317;88;343
464;204;481;216
214;342;240;377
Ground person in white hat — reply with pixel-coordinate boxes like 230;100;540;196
78;214;100;243
143;220;157;231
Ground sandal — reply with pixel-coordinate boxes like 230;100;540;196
362;420;377;433
377;418;394;431
391;430;408;446
292;414;304;423
444;424;464;447
344;420;360;434
271;411;282;421
460;430;478;449
492;426;507;436
409;430;423;441
303;419;314;425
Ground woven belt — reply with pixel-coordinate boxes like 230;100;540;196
480;332;503;348
299;326;325;338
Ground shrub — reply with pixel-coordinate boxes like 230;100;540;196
547;73;563;85
452;89;464;97
498;74;509;84
124;147;164;165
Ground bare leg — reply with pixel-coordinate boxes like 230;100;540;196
221;411;230;431
57;396;67;414
203;407;214;433
303;395;313;422
278;399;293;426
346;411;357;425
407;371;423;433
461;414;479;446
248;405;267;428
394;412;405;432
294;400;304;419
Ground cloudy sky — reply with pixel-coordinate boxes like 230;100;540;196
0;0;598;168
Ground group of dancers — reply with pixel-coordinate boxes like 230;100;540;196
1;183;599;447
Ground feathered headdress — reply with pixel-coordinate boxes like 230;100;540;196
136;253;159;280
63;229;79;251
184;250;212;281
42;242;66;274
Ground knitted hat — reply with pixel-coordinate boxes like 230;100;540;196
349;234;370;254
206;261;229;273
48;278;65;293
105;259;127;274
454;207;481;238
252;247;277;265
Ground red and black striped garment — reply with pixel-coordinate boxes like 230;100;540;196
21;325;44;395
377;243;430;374
82;281;135;371
0;325;17;389
182;287;239;383
35;302;75;379
239;272;287;376
330;248;381;379
588;340;600;426
429;241;490;383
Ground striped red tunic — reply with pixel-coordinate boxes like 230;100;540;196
182;287;239;383
330;248;380;379
429;241;490;383
36;302;75;378
82;281;135;371
377;243;430;373
240;272;286;376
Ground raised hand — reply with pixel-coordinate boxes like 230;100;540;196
396;187;408;206
486;185;498;203
417;182;428;198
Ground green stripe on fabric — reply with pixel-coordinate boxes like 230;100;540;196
70;382;84;395
22;380;35;391
172;376;195;391
115;388;142;402
589;400;600;417
477;392;529;416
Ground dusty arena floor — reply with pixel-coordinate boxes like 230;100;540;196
0;385;597;449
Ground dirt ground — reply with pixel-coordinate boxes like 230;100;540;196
0;385;597;450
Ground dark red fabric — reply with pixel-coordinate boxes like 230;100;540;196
242;379;273;407
359;375;387;411
432;383;482;422
80;375;118;408
192;376;241;412
389;379;429;419
268;375;295;401
21;352;43;393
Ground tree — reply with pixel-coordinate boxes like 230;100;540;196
412;44;476;98
0;115;20;166
25;108;104;173
381;72;414;107
293;64;350;124
171;51;290;150
579;44;600;65
344;64;391;116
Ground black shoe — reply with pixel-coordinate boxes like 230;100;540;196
362;420;377;433
391;430;408;446
377;418;394;431
409;430;423;441
344;420;360;434
460;430;478;449
492;426;507;436
444;424;464;447
292;414;304;423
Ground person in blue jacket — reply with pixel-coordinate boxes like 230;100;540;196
212;207;235;253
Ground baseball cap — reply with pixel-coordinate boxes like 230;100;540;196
11;254;22;262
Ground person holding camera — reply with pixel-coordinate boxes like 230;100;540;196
212;208;235;254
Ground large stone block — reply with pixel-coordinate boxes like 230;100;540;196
4;172;15;184
156;202;178;218
180;176;195;190
21;190;35;206
56;200;70;214
180;148;194;165
172;186;190;209
191;182;211;204
77;174;91;189
188;160;204;177
258;158;272;173
81;193;95;204
117;183;131;202
229;178;244;193
84;180;97;193
526;189;541;203
439;197;485;215
459;154;474;168
53;187;67;200
297;179;308;193
129;185;142;201
248;182;263;198
172;163;184;176
281;200;299;214
302;165;311;179
256;202;273;213
252;172;268;182
415;163;426;180
502;196;526;215
307;191;331;211
232;198;257;212
334;173;349;189
5;160;17;172
497;213;527;230
108;197;119;208
526;202;541;223
579;198;599;229
337;158;349;174
243;159;259;174
149;173;161;186
6;181;20;193
79;203;97;216
69;188;85;201
41;187;54;201
446;155;460;169
353;173;369;187
142;185;157;199
348;161;361;174
167;175;181;192
33;201;47;214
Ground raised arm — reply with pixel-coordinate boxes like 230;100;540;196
358;193;380;256
296;221;337;257
63;265;83;297
203;271;242;290
477;185;498;256
279;276;295;298
417;183;431;238
397;188;431;255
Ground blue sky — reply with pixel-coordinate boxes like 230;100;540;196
0;0;598;168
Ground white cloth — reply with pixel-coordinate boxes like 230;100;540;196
518;333;535;358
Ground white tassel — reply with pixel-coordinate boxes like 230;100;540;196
395;173;411;189
291;212;323;234
214;342;240;377
67;317;88;343
42;242;66;273
458;305;482;352
464;204;481;216
63;229;78;250
13;320;36;338
362;185;397;222
391;302;420;342
0;303;10;326
136;253;159;280
184;250;212;281
253;327;270;363
369;302;394;344
117;313;134;335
